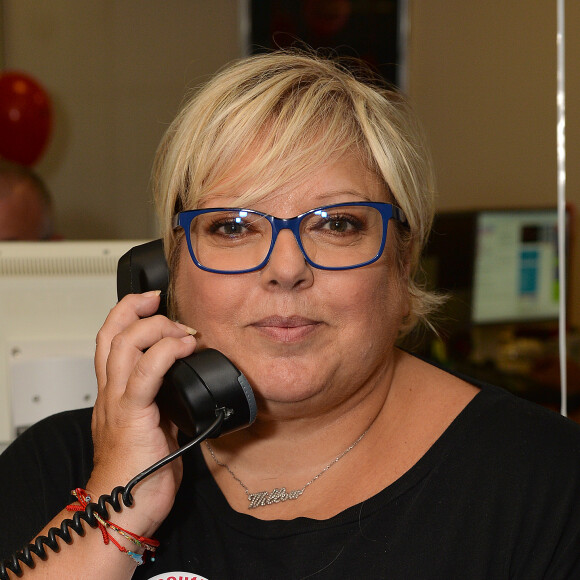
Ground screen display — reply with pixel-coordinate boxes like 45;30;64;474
472;210;561;324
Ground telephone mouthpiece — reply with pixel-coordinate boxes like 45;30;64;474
156;349;257;438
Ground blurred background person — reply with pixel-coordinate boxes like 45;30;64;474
0;159;58;241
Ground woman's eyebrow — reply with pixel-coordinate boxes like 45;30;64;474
313;189;374;202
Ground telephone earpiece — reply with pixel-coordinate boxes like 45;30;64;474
117;239;169;315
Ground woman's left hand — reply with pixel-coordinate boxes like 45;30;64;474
89;291;197;536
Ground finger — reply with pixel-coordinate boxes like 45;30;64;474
103;315;196;401
95;291;163;389
121;334;197;410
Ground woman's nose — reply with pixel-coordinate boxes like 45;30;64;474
260;229;314;289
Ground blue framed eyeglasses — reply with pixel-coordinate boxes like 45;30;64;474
172;201;407;274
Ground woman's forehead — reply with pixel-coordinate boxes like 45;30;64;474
192;151;390;211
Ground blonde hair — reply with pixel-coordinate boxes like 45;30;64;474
153;50;441;335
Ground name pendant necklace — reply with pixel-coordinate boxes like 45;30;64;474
204;428;369;510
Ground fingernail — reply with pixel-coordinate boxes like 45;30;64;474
175;322;197;335
142;290;162;297
181;334;196;343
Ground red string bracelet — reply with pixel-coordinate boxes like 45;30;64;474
66;488;159;566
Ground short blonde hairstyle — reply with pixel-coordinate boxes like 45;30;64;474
153;50;440;335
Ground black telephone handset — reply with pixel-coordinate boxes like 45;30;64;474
116;239;257;438
0;241;257;579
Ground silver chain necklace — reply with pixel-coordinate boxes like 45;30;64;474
204;428;369;510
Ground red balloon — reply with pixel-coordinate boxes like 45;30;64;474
0;71;52;165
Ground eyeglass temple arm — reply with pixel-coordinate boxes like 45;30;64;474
392;206;409;227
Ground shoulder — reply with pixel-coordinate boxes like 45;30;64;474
462;386;580;575
430;363;580;497
0;408;94;559
400;350;580;473
1;407;94;484
470;381;580;464
7;406;93;452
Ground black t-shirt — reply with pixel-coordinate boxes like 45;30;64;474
2;380;580;579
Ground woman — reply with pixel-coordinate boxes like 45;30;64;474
1;51;579;579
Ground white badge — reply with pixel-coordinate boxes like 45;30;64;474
146;574;208;580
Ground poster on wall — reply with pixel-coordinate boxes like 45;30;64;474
249;0;402;87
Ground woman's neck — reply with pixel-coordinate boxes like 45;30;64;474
199;350;480;520
200;349;402;519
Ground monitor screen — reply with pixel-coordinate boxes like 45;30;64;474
472;209;561;324
420;207;566;343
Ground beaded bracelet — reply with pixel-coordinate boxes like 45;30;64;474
66;488;159;566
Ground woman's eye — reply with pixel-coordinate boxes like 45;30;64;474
319;215;364;233
326;218;352;232
209;219;249;236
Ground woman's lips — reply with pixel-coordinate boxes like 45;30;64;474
251;316;321;342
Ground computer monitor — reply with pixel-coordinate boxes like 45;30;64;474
413;207;574;412
0;240;147;450
417;207;568;354
472;209;562;324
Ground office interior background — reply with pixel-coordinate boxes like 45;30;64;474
1;0;579;427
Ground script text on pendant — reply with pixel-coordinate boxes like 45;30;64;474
247;487;304;509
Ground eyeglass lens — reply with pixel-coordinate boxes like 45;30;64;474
188;205;385;271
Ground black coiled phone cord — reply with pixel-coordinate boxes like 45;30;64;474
0;411;225;579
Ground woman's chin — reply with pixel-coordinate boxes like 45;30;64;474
245;370;340;418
